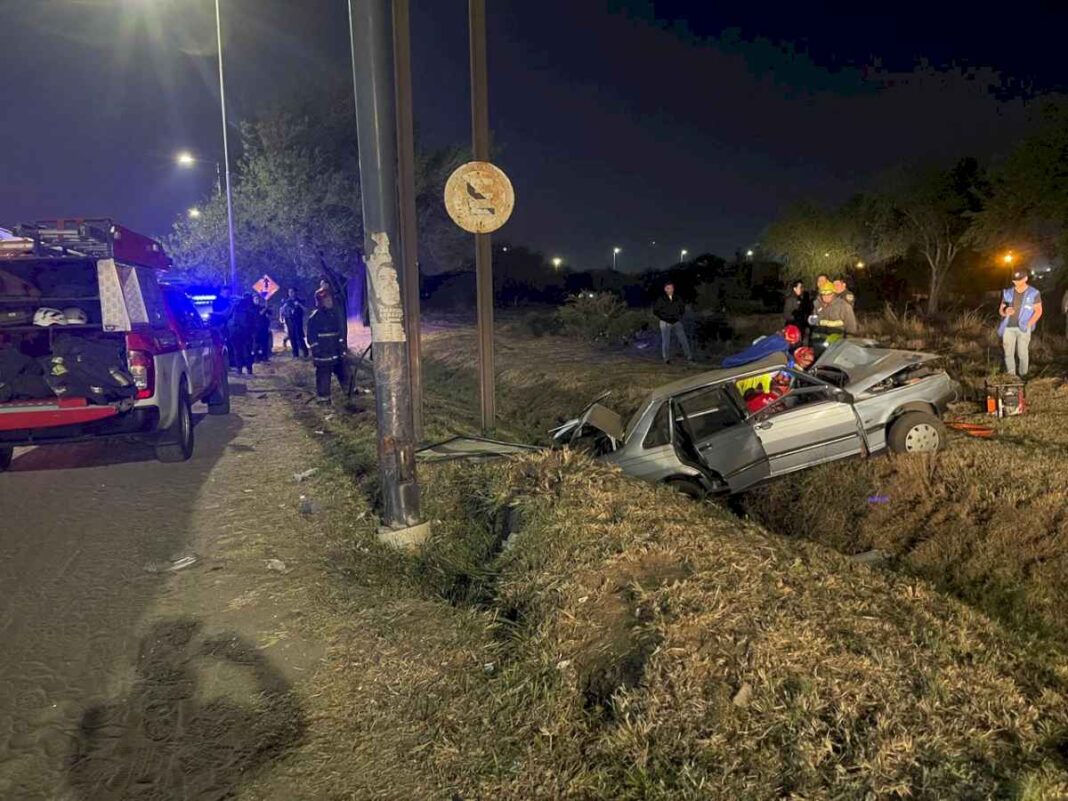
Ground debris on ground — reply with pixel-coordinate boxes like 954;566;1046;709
732;682;753;708
143;554;199;574
299;496;321;516
850;549;890;565
293;468;319;483
265;558;288;573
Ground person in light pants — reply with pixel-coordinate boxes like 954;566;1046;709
998;268;1043;377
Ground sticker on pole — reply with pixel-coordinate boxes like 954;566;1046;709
444;161;515;234
252;275;279;301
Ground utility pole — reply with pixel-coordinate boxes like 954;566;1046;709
392;0;423;442
214;0;238;293
348;0;423;539
469;0;495;431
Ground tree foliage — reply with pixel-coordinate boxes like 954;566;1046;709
762;201;863;282
165;92;467;291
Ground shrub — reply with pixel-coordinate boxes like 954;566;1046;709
557;292;649;345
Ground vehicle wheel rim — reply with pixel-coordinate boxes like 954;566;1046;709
904;423;939;452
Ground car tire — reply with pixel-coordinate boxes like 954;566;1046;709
0;447;12;472
156;379;195;463
888;411;945;454
207;372;231;416
665;476;707;500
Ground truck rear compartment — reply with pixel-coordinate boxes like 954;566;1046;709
0;258;139;439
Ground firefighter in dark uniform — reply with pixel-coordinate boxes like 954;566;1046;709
306;288;347;403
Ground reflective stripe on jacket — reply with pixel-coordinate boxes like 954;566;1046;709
998;286;1041;335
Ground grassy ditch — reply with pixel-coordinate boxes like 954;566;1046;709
270;315;1068;799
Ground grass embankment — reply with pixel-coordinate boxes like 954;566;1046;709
743;309;1068;649
270;318;1068;799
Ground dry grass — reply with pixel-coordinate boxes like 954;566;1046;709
259;316;1068;799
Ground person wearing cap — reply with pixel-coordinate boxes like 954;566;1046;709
998;268;1043;377
833;278;855;307
305;288;348;403
652;281;693;364
812;282;858;335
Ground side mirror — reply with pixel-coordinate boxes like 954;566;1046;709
834;387;854;403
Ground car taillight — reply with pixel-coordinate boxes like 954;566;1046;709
128;350;155;400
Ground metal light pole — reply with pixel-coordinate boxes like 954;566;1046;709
348;0;423;534
393;0;423;441
613;246;621;270
214;0;238;292
469;0;495;431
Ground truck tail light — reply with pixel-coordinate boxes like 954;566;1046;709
128;350;154;400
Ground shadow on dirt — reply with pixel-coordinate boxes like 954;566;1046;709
66;618;305;801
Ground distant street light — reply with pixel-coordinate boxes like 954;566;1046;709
746;249;755;258
680;248;688;261
188;207;201;219
612;246;622;270
1002;251;1015;265
855;260;865;269
175;151;196;168
824;252;831;258
175;150;223;194
551;256;563;269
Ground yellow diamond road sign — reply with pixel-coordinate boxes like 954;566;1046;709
444;161;515;235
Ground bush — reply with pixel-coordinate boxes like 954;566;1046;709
557;292;650;345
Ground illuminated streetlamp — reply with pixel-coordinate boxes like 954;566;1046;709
612;246;622;270
188;207;201;219
551;257;563;269
855;260;865;269
1002;251;1015;265
746;249;754;258
680;248;688;261
176;151;196;168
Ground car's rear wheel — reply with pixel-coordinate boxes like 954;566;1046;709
207;371;231;416
0;447;12;472
888;411;945;454
156;380;194;463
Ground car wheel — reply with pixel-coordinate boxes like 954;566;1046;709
207;371;231;416
156;380;195;463
888;411;945;454
0;447;12;472
665;477;707;500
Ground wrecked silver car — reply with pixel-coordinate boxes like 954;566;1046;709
551;341;959;497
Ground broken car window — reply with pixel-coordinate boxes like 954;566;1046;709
676;386;743;442
642;402;671;449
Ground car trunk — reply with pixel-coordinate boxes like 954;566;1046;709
0;257;136;434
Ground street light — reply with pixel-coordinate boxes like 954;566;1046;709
680;248;688;261
612;246;622;270
188;207;201;219
551;257;563;269
855;260;865;269
1002;251;1015;265
746;249;755;258
175;150;223;194
175;151;196;168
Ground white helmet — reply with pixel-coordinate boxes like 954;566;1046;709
62;307;88;325
34;307;65;327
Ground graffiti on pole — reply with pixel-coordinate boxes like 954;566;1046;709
365;231;406;343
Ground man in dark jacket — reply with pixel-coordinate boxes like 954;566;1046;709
783;279;809;328
306;288;347;403
652;281;692;363
252;295;272;362
228;293;257;375
279;288;308;358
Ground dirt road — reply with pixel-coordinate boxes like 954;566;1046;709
0;374;321;800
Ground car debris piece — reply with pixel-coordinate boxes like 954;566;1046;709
265;558;288;573
416;435;541;463
851;549;890;565
293;467;319;482
144;554;199;573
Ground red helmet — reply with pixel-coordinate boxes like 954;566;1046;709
793;346;815;368
746;391;778;413
783;324;801;345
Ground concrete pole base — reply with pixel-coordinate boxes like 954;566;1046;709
378;521;431;550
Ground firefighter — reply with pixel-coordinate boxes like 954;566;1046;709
306;288;347;404
812;283;858;335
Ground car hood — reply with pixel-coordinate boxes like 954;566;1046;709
814;340;943;393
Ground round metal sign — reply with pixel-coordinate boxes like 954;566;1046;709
444;161;515;234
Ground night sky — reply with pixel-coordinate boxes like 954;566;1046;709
2;0;1066;273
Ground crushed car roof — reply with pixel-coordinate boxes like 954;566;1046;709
647;353;788;402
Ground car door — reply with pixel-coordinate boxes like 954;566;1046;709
610;400;683;483
749;372;864;475
671;384;771;492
